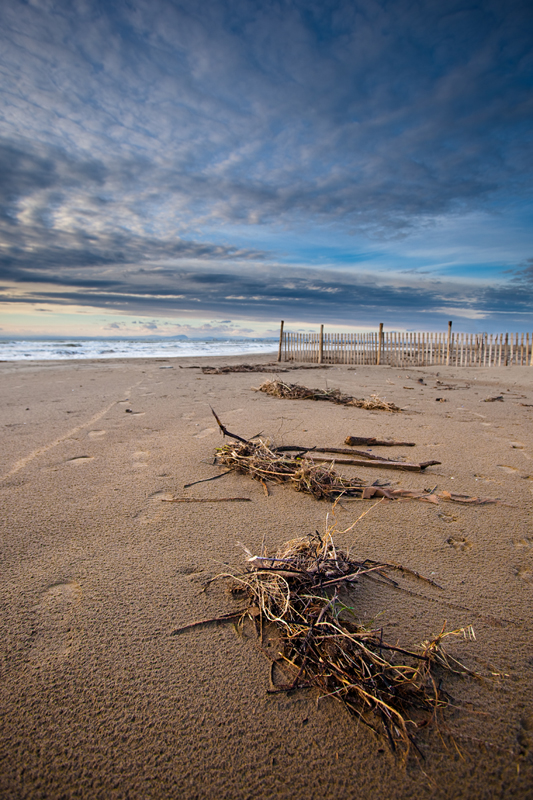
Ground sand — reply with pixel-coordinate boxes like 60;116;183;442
1;353;533;799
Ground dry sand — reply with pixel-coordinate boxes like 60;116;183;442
1;353;533;799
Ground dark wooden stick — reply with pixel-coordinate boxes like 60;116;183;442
211;408;250;443
183;471;232;489
308;456;441;472
162;497;251;503
275;445;406;462
345;436;416;447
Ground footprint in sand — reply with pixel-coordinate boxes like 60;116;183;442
513;538;533;549
517;714;533;758
193;426;217;439
514;566;533;582
88;429;106;438
29;580;82;661
176;563;201;576
133;490;174;523
438;510;459;523
497;465;519;474
509;441;531;460
132;450;150;469
473;473;496;484
446;535;472;552
148;489;175;500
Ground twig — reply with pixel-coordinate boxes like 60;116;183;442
183;470;232;489
162;497;251;503
345;436;416;447
211;407;250;443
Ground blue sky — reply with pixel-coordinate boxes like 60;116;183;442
1;0;532;338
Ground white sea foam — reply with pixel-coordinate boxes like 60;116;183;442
0;338;277;362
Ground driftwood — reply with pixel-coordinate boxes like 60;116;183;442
306;456;440;473
277;445;405;461
275;445;440;472
345;436;416;447
256;380;402;412
211;410;498;505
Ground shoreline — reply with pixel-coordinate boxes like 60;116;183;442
1;356;532;798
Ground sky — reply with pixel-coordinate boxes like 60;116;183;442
1;0;532;339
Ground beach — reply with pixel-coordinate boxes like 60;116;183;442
1;353;533;799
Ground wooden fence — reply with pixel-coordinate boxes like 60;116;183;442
278;327;533;367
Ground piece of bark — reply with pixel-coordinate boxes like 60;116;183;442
345;436;416;447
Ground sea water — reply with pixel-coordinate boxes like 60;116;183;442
0;338;278;361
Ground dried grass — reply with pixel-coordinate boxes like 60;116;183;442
202;364;331;374
257;379;402;411
221;531;477;761
215;439;367;499
215;438;499;504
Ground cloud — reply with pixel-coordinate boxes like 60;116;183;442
509;258;533;284
0;0;532;332
5;256;531;332
432;307;488;320
1;0;531;240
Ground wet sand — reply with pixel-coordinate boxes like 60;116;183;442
1;354;533;798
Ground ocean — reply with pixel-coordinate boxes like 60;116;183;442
0;338;278;362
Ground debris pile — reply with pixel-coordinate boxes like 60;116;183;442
212;411;495;503
201;364;331;374
256;380;402;412
176;532;477;760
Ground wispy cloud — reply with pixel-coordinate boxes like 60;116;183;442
0;0;532;333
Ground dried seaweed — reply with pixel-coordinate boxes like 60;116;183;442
211;410;499;505
215;440;496;504
256;379;402;412
179;532;478;760
201;364;331;374
215;439;368;499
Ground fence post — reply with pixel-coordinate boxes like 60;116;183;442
277;320;284;362
446;321;452;365
318;324;324;364
376;322;383;365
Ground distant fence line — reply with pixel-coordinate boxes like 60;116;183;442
277;322;533;367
